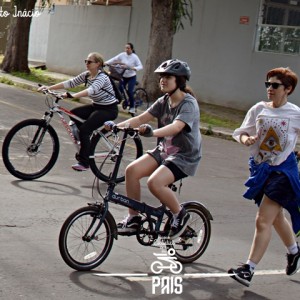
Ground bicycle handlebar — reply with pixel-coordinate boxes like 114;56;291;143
38;84;73;101
112;125;140;135
104;63;131;71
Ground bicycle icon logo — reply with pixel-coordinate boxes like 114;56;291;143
150;248;183;275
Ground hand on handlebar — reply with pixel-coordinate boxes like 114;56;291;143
139;124;153;137
37;85;48;92
61;92;73;99
104;121;116;131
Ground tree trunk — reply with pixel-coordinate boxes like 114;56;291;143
142;0;174;102
1;0;36;73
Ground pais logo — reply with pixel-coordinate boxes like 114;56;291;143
151;245;183;295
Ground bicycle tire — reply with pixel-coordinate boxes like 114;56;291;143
164;202;212;264
134;87;150;113
2;119;59;180
59;205;116;271
89;130;143;183
122;99;128;110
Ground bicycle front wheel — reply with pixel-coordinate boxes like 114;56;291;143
2;119;59;180
89;130;143;183
165;203;212;264
59;205;116;271
134;88;150;113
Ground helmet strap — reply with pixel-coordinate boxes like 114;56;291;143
167;87;179;97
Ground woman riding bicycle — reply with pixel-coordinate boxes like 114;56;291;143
105;59;202;239
38;52;119;171
105;43;143;115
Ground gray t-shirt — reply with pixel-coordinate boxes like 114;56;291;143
147;94;202;176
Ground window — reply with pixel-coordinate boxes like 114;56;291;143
256;0;300;55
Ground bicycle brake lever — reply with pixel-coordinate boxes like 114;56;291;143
66;92;73;98
112;125;118;134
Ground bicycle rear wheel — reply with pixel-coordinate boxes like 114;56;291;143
2;119;59;180
59;205;116;271
164;202;212;263
89;129;143;183
134;88;150;113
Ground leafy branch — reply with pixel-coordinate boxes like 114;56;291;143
172;0;193;33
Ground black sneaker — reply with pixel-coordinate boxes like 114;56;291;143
168;208;190;240
228;264;253;287
117;215;142;234
286;245;300;275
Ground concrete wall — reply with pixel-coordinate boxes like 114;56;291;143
28;11;51;63
29;0;300;110
45;5;132;75
174;0;300;110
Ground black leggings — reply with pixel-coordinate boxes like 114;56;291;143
71;103;118;165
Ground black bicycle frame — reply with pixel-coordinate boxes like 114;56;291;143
98;127;171;233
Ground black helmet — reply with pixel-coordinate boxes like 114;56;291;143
154;59;191;80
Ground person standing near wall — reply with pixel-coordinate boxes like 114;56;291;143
105;42;143;114
228;67;300;287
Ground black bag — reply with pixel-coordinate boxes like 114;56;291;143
105;72;123;103
84;71;123;103
107;65;126;81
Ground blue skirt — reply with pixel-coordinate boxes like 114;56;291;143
254;171;300;237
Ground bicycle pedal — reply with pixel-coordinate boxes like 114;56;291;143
175;241;193;250
117;231;137;237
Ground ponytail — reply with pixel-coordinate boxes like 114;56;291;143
127;42;136;53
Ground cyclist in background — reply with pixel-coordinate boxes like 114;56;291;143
105;43;143;114
105;59;202;239
38;52;118;171
228;67;300;287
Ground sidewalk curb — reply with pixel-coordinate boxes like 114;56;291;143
0;71;234;141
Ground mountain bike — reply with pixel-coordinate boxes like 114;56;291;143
58;126;213;271
1;88;143;181
106;64;150;116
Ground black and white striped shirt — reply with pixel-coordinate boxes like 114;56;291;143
63;71;118;105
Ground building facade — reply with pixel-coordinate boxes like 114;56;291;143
8;0;300;109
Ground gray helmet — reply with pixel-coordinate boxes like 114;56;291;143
154;59;191;80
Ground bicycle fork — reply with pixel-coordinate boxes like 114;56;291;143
82;203;108;241
28;117;52;155
83;202;118;242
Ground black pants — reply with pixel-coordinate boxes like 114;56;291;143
71;103;118;165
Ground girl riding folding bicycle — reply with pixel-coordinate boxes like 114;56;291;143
105;59;202;239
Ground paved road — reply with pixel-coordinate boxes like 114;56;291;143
0;84;299;299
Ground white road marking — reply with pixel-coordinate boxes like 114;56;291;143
94;273;148;277
94;269;291;282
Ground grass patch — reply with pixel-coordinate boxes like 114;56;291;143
0;76;14;85
199;102;245;131
11;68;84;93
12;68;58;85
201;112;241;130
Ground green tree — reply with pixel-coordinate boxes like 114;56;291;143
1;0;50;73
142;0;193;101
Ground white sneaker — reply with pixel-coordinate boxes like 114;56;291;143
129;107;135;114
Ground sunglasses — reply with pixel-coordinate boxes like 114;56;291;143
265;82;284;89
84;60;96;65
